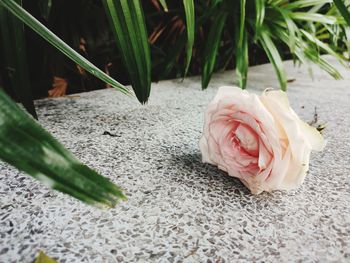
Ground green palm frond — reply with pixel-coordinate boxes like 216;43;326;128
0;88;126;207
102;0;151;103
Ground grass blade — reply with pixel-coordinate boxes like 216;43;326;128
0;0;37;118
183;0;195;76
0;89;126;207
259;30;287;91
102;0;151;103
0;0;130;96
201;12;228;89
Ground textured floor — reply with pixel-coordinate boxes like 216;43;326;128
1;58;350;262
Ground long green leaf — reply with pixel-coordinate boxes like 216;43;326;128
301;29;347;62
0;0;130;96
255;0;265;39
0;89;126;207
102;0;151;103
238;0;246;48
302;39;342;79
236;31;249;89
259;30;287;91
183;0;195;76
0;0;37;118
290;12;337;24
236;0;248;89
285;0;332;10
276;7;298;52
201;12;228;89
334;0;350;26
271;24;342;79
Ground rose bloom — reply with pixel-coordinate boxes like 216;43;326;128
199;86;325;194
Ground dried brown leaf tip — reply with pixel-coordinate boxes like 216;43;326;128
308;107;326;134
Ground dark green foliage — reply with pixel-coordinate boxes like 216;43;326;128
0;0;37;117
0;0;130;104
148;0;349;90
201;8;228;89
334;0;350;27
2;0;350;99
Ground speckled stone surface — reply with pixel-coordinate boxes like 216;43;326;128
1;58;350;263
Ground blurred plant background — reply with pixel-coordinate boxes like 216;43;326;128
1;0;350;205
1;0;350;106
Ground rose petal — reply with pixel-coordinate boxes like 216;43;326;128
199;136;212;164
258;139;272;170
260;89;325;164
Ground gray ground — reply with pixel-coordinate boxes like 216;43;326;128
0;58;350;262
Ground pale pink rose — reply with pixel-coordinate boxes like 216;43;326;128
199;86;325;194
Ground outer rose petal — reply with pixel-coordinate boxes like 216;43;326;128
199;136;212;164
260;89;325;190
261;89;325;155
280;148;310;189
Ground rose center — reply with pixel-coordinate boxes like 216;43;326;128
233;123;259;157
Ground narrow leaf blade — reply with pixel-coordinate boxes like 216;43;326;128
236;0;248;89
334;0;350;27
0;89;126;207
236;32;249;89
183;0;195;76
201;12;228;89
255;0;265;38
102;0;151;103
260;30;287;91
